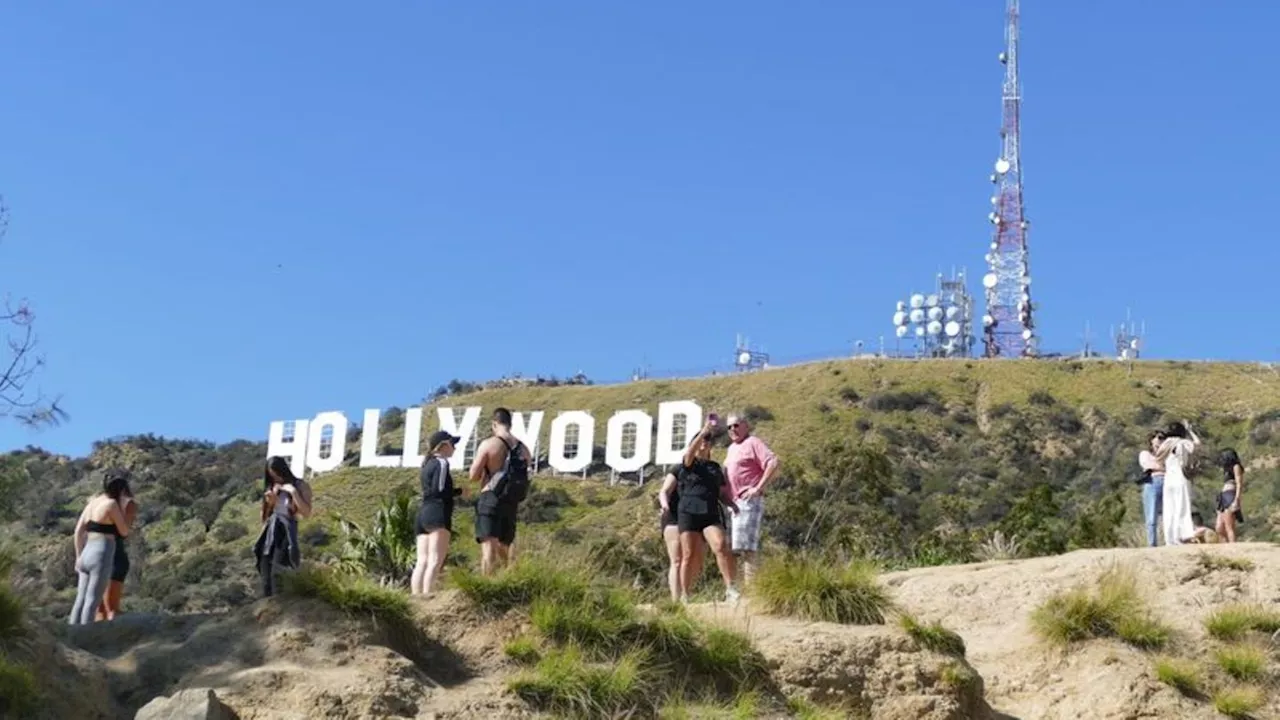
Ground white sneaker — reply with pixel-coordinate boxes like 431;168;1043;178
725;587;741;604
679;594;690;605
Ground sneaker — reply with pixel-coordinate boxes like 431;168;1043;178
679;594;690;605
725;587;741;604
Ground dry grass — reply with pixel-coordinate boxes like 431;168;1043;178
1204;604;1280;642
1212;685;1265;719
898;613;966;658
1153;656;1204;697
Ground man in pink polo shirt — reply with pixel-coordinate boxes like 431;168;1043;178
723;412;779;586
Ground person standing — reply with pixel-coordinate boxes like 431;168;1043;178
1137;431;1166;547
253;456;313;597
1156;420;1200;546
723;413;779;586
1215;449;1245;543
69;474;132;625
470;408;531;576
412;431;462;595
96;470;138;621
659;420;739;604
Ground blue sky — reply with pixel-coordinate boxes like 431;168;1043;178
2;1;1277;455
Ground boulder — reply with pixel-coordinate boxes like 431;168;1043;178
135;688;236;720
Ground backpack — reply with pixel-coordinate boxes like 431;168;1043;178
492;437;531;503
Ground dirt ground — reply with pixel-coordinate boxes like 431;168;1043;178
26;543;1280;719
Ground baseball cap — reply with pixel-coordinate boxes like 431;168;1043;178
428;430;462;448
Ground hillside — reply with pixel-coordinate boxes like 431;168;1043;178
4;358;1280;624
1;357;1279;717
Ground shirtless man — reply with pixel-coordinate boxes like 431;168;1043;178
469;407;531;575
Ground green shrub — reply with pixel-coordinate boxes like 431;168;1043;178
335;492;417;585
1214;644;1267;682
0;657;38;718
1213;686;1264;719
508;645;654;718
0;585;24;646
938;661;980;692
1029;566;1171;650
453;558;593;614
899;613;965;657
1205;604;1280;641
753;554;893;625
281;565;412;627
1153;656;1202;697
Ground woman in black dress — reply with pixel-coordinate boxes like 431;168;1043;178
411;431;461;596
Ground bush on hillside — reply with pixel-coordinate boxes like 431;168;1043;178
864;390;943;414
753;553;893;625
741;405;774;424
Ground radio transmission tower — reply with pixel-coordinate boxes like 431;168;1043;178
981;0;1037;358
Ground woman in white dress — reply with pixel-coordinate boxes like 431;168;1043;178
1156;420;1201;546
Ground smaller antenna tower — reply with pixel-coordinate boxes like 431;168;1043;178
891;269;976;358
1113;310;1144;360
733;334;770;372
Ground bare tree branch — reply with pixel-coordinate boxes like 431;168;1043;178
0;196;67;428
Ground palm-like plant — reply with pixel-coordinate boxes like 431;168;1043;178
335;491;418;586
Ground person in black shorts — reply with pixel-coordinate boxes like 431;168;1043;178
659;420;739;604
658;478;701;602
411;430;461;596
469;408;531;575
96;470;136;621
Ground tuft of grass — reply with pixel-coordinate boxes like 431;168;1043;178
753;554;894;625
1204;604;1280;642
0;657;38;718
1214;644;1268;683
280;564;412;627
1213;686;1265;719
504;635;542;665
786;695;851;720
899;613;966;657
453;558;593;614
1029;566;1171;650
1153;656;1203;697
0;586;25;646
1195;551;1255;573
508;645;653;718
938;660;981;693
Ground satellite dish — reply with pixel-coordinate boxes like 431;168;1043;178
927;321;943;336
945;321;961;337
982;273;999;289
927;307;943;322
945;306;959;320
892;311;908;326
896;300;906;311
998;52;1007;64
995;158;1011;174
909;294;925;309
990;242;999;250
895;325;909;338
737;352;751;365
1022;329;1033;340
1130;339;1140;349
990;196;998;205
982;314;995;327
909;308;926;324
1022;276;1032;286
915;326;926;337
925;294;939;308
989;174;998;183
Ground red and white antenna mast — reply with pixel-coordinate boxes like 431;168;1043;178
981;0;1037;358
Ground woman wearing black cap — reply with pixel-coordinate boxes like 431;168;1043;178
411;430;462;596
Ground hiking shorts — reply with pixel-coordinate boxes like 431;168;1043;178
677;511;723;534
730;495;764;552
475;491;518;546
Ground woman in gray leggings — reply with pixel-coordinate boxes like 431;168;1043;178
69;475;132;625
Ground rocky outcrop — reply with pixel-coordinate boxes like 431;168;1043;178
135;688;236;720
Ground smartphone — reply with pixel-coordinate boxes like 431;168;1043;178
708;413;719;427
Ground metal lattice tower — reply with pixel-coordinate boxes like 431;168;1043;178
981;0;1037;358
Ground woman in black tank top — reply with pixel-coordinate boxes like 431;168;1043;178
411;431;461;596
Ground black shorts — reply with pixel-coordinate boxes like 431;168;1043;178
677;511;723;534
111;541;129;583
475;491;518;546
416;501;453;535
660;508;676;532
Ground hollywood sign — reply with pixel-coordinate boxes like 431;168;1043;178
267;400;704;477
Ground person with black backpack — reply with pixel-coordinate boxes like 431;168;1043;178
469;407;532;575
